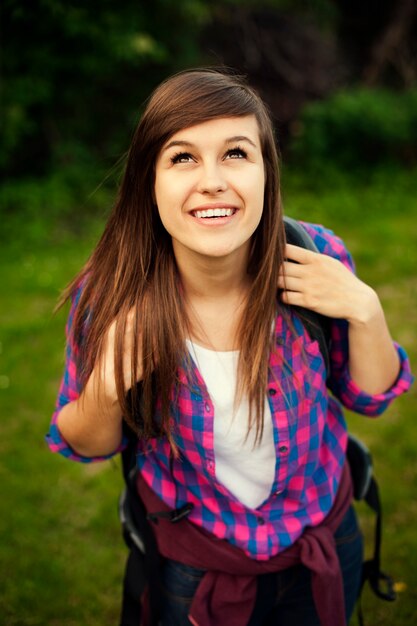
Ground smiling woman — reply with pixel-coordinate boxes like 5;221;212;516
154;116;265;271
46;69;413;626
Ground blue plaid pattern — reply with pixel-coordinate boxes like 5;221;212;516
46;222;413;559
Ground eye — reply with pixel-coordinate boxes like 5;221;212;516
170;151;194;164
225;146;248;160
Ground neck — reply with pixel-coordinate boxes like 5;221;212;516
174;245;251;300
173;244;252;351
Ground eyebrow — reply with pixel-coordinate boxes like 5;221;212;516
163;135;258;151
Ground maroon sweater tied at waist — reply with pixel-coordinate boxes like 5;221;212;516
137;462;353;626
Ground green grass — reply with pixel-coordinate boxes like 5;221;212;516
0;223;125;625
1;168;416;625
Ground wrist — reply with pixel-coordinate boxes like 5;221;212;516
347;286;382;327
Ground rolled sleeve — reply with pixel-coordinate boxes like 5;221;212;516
45;284;127;462
46;419;127;463
299;221;414;415
330;342;414;416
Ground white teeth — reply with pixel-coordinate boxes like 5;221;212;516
194;208;234;218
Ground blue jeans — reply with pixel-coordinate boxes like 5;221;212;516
160;506;363;626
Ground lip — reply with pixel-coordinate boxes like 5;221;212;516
190;216;236;228
187;203;239;226
188;202;238;213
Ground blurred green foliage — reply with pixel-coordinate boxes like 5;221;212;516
289;89;417;173
2;0;416;198
2;0;211;178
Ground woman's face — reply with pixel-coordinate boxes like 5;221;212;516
154;115;265;267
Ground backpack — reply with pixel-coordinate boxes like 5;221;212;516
118;216;396;626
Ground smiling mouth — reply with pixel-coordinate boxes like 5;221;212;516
192;208;236;219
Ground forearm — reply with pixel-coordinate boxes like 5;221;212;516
347;288;400;395
279;236;404;397
56;372;124;457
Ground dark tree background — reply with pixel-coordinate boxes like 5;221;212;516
203;0;417;145
1;0;416;182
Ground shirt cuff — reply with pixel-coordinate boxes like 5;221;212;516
45;410;128;463
336;343;414;416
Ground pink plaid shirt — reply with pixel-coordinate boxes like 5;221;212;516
46;222;413;559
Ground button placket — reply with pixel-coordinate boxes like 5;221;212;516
206;458;215;474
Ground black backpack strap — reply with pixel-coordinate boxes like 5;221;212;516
120;535;146;626
119;423;163;626
283;216;331;375
346;435;396;626
119;422;195;625
361;477;396;602
355;477;396;626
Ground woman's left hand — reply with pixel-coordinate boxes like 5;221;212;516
278;244;401;394
278;244;380;324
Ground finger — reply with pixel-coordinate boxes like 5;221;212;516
278;275;303;291
285;244;316;264
280;289;308;308
280;261;306;279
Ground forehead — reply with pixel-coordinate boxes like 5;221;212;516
162;115;261;149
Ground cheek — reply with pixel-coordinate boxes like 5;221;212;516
154;187;171;231
154;172;166;206
155;172;189;208
154;176;174;222
247;171;265;215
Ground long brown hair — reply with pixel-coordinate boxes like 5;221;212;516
61;68;287;447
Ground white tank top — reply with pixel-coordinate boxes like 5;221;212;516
186;340;275;509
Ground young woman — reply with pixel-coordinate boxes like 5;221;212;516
47;69;413;626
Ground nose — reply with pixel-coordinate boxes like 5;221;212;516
197;162;227;194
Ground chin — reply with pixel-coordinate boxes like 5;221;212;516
199;246;239;258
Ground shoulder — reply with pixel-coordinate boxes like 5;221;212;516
298;220;355;272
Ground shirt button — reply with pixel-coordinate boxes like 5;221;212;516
268;388;277;396
275;489;283;496
278;445;288;454
205;402;211;412
257;516;265;525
